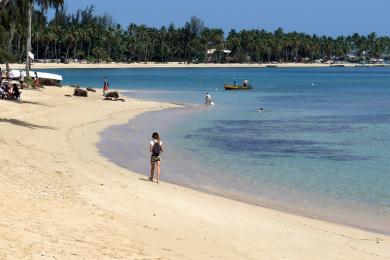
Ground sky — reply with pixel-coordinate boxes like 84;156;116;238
57;0;390;36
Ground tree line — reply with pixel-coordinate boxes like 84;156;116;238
1;2;390;64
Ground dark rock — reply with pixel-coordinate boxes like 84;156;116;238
74;88;88;97
39;78;61;87
105;91;119;99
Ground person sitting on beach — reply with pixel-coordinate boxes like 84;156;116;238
0;83;11;99
33;78;40;88
11;84;21;100
103;77;109;96
0;85;7;99
205;92;212;105
7;83;12;96
149;132;163;183
33;72;40;88
1;82;8;92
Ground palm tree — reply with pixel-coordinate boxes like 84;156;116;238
26;0;63;76
64;27;76;60
4;1;390;65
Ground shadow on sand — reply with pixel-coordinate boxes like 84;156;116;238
5;99;50;107
0;118;55;130
139;178;150;182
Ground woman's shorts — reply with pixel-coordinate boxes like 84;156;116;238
151;155;161;163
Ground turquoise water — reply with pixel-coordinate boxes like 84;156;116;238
49;67;390;234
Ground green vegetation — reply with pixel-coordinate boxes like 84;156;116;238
1;2;390;64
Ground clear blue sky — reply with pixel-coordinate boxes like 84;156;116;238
59;0;389;36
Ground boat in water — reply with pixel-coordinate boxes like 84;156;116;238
224;84;252;90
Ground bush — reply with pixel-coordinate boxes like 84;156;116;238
24;76;34;86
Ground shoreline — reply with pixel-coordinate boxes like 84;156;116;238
0;86;389;258
99;100;390;236
2;61;389;70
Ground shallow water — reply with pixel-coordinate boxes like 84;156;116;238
50;67;390;234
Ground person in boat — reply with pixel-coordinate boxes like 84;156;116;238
149;132;163;183
103;77;109;96
205;92;212;105
233;78;237;86
243;79;249;87
19;70;24;89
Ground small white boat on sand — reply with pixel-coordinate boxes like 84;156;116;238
10;70;63;82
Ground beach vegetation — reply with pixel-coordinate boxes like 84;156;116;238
1;2;390;64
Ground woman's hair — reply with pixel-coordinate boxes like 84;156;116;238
152;132;159;140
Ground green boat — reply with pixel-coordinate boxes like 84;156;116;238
224;84;252;90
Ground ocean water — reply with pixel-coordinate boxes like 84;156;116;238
48;67;390;234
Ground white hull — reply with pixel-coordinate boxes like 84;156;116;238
10;70;63;81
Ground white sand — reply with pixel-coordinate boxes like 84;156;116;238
0;86;389;259
1;61;378;70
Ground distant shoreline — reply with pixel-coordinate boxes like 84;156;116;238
2;62;389;70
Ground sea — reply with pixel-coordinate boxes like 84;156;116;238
45;67;390;234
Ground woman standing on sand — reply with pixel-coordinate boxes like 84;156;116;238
149;132;163;183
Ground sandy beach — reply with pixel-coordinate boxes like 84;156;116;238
0;86;389;259
2;61;386;70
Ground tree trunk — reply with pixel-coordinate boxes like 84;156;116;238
26;1;32;77
58;43;61;61
54;41;57;60
52;43;55;60
7;23;16;51
0;0;10;9
73;40;78;60
45;45;48;60
87;41;91;58
66;46;71;60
